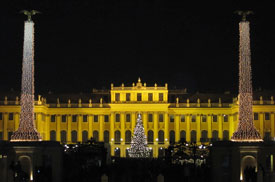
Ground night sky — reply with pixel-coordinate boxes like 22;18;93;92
1;1;275;94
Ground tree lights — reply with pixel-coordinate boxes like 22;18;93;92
128;114;150;158
231;13;262;142
11;18;42;141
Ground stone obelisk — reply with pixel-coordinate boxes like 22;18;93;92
231;11;262;142
11;11;42;141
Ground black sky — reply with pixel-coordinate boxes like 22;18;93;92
1;1;275;94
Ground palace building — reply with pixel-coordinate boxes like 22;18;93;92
0;78;275;157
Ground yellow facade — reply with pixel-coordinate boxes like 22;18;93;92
0;79;275;157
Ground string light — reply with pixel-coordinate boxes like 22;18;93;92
128;114;150;158
11;21;42;141
231;20;262;142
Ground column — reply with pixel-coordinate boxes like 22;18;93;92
120;113;125;145
56;115;61;142
99;115;104;142
207;114;212;139
186;114;191;142
229;114;234;139
175;115;180;142
110;113;115;142
88;115;93;139
77;115;82;142
3;113;8;140
218;114;223;139
196;115;201;142
36;113;42;134
67;115;72;143
143;112;148;135
259;112;264;137
45;114;50;140
271;112;275;138
153;113;158;144
131;112;136;133
164;113;169;145
14;112;20;131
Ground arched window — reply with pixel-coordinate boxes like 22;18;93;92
158;130;164;143
50;130;56;141
223;130;229;141
115;130;121;144
114;147;120;157
169;130;175;144
148;130;154;144
125;130;131;144
82;130;88;143
191;130;196;143
201;130;208;142
61;130;67;143
180;130;186;142
93;130;99;141
71;130;77;143
104;130;109;143
212;130;219;141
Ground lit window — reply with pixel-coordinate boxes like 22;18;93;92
202;115;207;122
223;115;228;122
170;115;174;122
191;115;196;122
181;115;185;122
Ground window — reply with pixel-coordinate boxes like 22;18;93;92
82;131;88;143
93;130;99;141
159;93;163;101
265;113;270;120
94;115;98;122
202;115;207;122
126;114;131;122
169;115;174;122
201;130;208;142
50;131;56;141
125;130;131;144
223;115;228;122
180;130;186;142
212;130;219;141
60;130;67;143
148;93;153;101
254;113;259;120
72;115;77;122
115;130;121;144
62;115;67;122
191;115;196;122
159;114;164;122
169;130;175;144
104;130;109;143
158;130;164;143
126;93;131;101
71;130;77;143
148;130;154;143
104;115;109;122
181;115;185;122
0;113;2;120
212;115;217;122
51;115;56;122
137;93;142;101
8;113;13;120
115;114;120;122
223;130;229;141
191;130;196;143
83;115;88;122
115;93;120;101
148;114;153;122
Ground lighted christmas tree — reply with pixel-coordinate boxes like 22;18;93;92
231;11;262;142
128;114;150;158
11;11;42;141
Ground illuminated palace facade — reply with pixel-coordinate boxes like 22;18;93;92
0;79;275;157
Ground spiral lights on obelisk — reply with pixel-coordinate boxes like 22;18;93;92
11;10;42;141
231;11;262;142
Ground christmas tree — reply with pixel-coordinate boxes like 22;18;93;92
128;114;150;158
